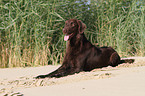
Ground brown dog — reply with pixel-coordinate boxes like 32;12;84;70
36;19;134;78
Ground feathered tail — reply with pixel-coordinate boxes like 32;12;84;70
119;59;135;64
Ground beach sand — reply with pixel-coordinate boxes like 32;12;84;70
0;57;145;96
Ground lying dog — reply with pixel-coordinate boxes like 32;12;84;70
36;19;134;78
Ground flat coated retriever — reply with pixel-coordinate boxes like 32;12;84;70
36;19;134;79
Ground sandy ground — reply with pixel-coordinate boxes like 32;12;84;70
0;57;145;96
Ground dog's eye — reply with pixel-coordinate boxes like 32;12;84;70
70;22;75;26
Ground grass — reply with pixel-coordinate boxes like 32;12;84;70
0;0;145;68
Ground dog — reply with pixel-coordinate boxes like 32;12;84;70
36;19;134;78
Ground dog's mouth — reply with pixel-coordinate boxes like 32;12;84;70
64;33;73;41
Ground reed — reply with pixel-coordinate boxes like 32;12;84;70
0;0;144;68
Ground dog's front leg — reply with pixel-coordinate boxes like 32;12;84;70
35;65;67;79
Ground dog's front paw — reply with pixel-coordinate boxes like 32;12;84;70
35;75;47;79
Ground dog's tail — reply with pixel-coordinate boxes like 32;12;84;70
119;59;135;64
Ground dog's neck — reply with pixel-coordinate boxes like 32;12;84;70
66;33;88;53
70;33;85;46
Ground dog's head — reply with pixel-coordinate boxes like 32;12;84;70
63;19;86;41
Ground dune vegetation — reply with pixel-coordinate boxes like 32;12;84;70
0;0;145;68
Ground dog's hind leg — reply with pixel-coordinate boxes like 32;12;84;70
109;52;121;67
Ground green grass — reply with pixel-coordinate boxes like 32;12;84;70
0;0;145;68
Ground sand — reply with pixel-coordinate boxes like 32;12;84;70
0;57;145;96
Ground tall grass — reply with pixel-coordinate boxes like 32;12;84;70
0;0;145;68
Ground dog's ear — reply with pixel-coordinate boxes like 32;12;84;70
77;20;86;34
